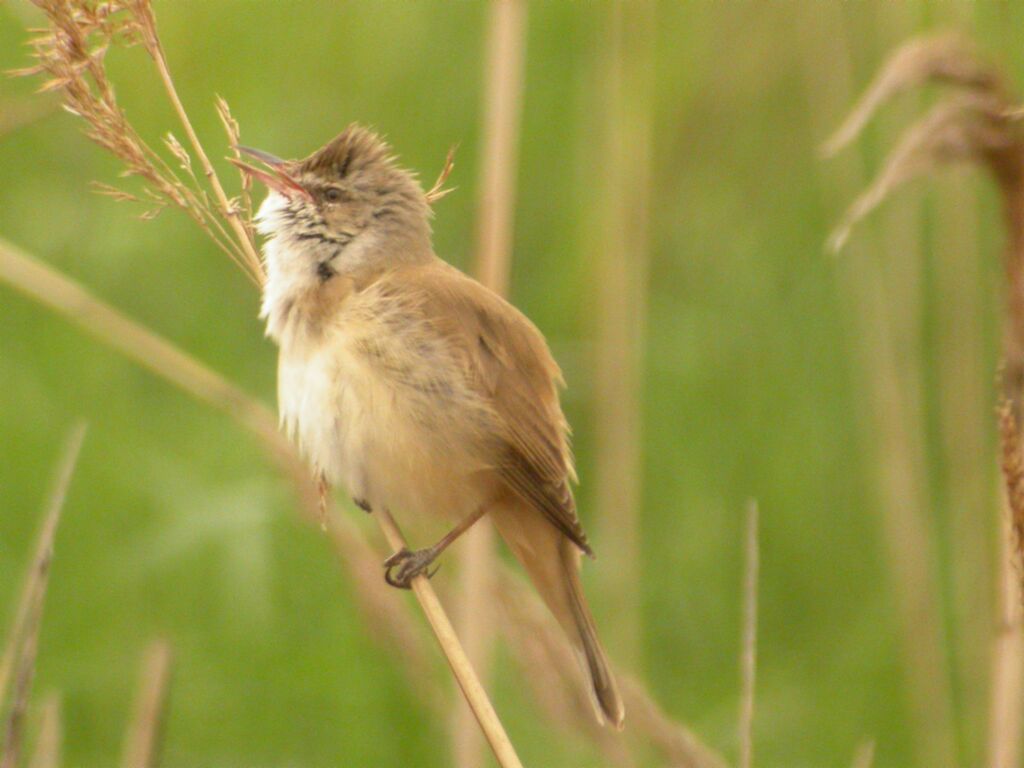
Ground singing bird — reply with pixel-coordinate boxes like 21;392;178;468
238;125;624;728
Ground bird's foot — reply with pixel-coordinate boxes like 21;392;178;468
383;547;441;589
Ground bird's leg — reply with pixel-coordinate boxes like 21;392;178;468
384;505;489;589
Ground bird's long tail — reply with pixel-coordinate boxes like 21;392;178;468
490;499;625;729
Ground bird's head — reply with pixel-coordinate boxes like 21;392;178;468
237;124;433;279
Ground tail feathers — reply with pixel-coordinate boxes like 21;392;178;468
489;501;625;728
562;543;625;729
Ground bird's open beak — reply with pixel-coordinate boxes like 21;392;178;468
230;146;312;200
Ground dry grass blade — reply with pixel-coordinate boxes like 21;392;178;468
0;96;58;139
738;501;759;768
828;91;1015;253
27;693;61;768
822;32;1000;158
120;640;173;768
373;507;524;768
999;401;1024;598
425;145;458;206
15;0;263;286
850;739;875;768
453;1;527;764
215;95;254;231
1;423;87;768
132;5;264;284
593;0;654;668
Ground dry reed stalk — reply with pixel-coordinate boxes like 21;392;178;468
933;128;992;758
592;0;654;668
27;693;61;768
851;740;876;768
452;1;527;764
15;0;263;286
1;424;86;768
823;26;1024;768
372;505;523;768
120;640;173;768
738;502;758;768
0;96;57;139
989;467;1024;768
806;19;959;768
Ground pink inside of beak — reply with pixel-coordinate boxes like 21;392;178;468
228;157;311;201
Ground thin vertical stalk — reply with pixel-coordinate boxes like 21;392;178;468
803;7;958;767
1;425;86;768
738;502;759;768
934;162;992;763
27;693;61;768
454;1;527;765
988;485;1024;768
593;0;654;671
374;506;524;768
120;640;174;768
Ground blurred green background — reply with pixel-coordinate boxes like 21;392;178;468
2;1;1022;766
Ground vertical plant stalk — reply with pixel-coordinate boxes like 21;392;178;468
133;5;264;285
806;16;958;768
593;0;654;668
738;502;759;768
454;1;527;765
851;740;876;768
990;430;1024;768
27;693;61;768
1;424;87;768
120;640;174;768
934;161;991;756
373;508;524;768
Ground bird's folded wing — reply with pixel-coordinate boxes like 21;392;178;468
411;263;592;554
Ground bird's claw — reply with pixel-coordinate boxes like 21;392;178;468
383;547;440;589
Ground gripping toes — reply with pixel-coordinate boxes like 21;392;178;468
383;547;440;589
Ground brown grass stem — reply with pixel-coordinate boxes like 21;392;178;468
593;0;654;668
135;8;264;286
738;501;759;768
27;693;61;768
373;506;524;768
807;15;958;768
988;484;1024;768
454;1;527;764
1;424;86;768
120;640;174;768
850;740;876;768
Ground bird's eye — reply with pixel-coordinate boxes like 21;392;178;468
324;187;344;204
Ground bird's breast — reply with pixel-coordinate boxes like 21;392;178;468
276;318;496;520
